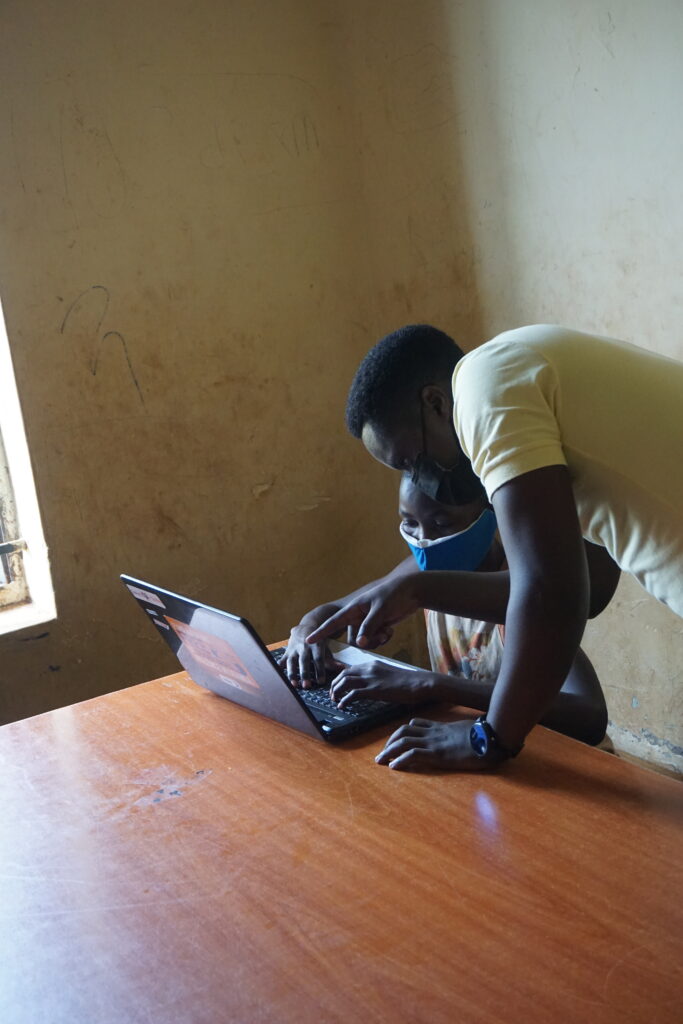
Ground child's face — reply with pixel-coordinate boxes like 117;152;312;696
399;477;488;542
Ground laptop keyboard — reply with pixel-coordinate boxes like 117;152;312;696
271;646;391;718
301;687;389;718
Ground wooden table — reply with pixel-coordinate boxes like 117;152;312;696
1;660;681;1024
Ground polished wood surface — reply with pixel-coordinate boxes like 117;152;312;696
1;659;681;1024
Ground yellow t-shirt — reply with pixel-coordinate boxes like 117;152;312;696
451;325;683;617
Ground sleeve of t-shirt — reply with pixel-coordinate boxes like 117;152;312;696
452;340;567;500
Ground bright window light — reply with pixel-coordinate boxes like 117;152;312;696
0;297;56;635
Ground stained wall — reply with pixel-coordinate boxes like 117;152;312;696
1;1;681;775
0;1;476;721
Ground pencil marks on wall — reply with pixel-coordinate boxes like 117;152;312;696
59;103;127;222
193;66;325;182
204;110;321;171
60;285;145;409
385;44;456;134
59;284;110;338
59;105;79;230
92;332;145;407
272;112;320;158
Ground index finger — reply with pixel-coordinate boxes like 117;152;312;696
306;600;369;646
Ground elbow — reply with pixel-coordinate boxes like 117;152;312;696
576;706;608;746
586;553;621;619
587;588;616;619
587;576;616;618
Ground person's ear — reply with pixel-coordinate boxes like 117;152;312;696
420;384;450;420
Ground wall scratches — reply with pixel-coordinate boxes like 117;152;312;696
59;284;110;336
92;331;146;407
60;285;145;409
58;104;79;230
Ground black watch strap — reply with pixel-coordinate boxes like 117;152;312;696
469;716;524;760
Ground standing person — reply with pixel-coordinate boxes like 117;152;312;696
307;324;683;770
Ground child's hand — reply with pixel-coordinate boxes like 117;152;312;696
284;628;342;689
329;661;436;709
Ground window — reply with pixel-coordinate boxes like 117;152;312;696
0;298;56;635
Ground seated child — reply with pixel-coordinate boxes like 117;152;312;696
285;474;608;746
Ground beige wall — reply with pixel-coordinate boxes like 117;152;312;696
0;1;476;721
448;0;683;771
1;1;681;773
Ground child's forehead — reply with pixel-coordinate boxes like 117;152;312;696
398;477;446;516
398;476;487;523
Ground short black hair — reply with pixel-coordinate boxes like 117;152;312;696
345;324;464;438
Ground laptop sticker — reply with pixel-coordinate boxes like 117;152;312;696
165;616;261;694
127;584;166;608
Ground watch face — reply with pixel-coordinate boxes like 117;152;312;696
470;721;489;757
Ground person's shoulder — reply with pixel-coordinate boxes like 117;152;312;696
453;324;559;392
465;324;569;361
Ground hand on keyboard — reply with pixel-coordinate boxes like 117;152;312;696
273;636;343;690
329;659;434;711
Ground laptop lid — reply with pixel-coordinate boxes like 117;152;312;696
121;575;324;740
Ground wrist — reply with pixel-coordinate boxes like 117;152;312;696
428;673;460;702
470;715;524;761
290;621;319;639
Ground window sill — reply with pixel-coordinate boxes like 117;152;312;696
0;595;57;637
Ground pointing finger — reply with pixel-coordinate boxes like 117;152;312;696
306;601;368;645
355;600;399;649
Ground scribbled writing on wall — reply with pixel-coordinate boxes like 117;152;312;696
59;285;145;408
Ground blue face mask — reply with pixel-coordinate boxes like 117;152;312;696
399;508;497;572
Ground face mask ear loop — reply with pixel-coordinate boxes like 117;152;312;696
421;391;459;474
418;396;429;464
411;399;429;490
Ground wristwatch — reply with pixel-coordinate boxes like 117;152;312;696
469;716;524;761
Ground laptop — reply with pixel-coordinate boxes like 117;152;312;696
122;574;419;742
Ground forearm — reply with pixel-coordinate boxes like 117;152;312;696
292;558;416;634
413;570;510;624
433;656;607;746
430;673;495;710
406;548;615;626
345;556;416;601
487;583;588;749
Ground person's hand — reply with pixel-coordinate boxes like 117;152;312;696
284;626;343;689
306;575;420;651
330;662;436;710
345;622;394;648
375;718;494;772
